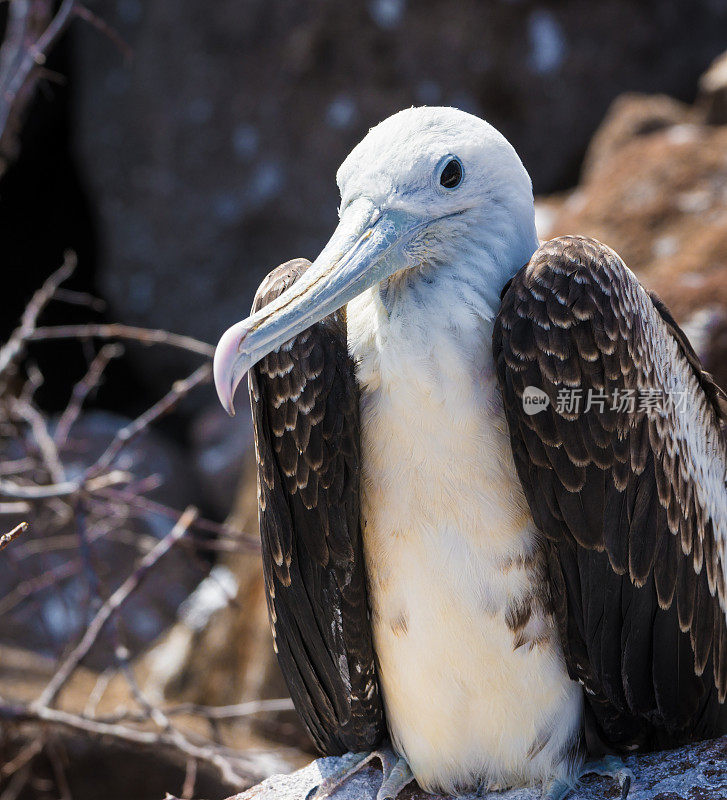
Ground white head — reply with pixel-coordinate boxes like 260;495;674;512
215;107;538;414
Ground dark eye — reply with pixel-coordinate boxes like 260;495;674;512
439;157;463;189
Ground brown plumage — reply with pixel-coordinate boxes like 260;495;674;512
249;258;385;755
248;235;727;765
493;235;727;753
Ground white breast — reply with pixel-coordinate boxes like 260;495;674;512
346;283;582;794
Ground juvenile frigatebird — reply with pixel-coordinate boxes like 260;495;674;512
214;107;727;799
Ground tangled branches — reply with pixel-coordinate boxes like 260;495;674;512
0;0;131;176
0;258;290;799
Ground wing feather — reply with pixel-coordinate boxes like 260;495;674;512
250;258;385;754
494;235;727;749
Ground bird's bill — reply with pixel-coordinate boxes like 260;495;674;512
213;203;421;415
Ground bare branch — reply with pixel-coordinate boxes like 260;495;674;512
29;323;216;357
74;4;133;62
0;0;131;177
0;559;82;617
11;399;65;483
0;701;273;789
0;761;32;800
182;757;197;800
0;457;36;474
94;487;260;551
0;0;54;170
0;0;78;174
36;507;198;709
165;699;295;720
18;360;44;405
54;342;124;446
0;469;132;500
93;698;295;725
0;253;76;381
53;288;106;313
88;364;212;477
29;0;77;66
45;738;72;800
0;737;44;778
0;521;27;551
111;635;248;792
0;270;277;796
82;668;115;719
0;501;30;514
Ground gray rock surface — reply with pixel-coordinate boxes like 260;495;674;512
230;737;727;800
72;1;727;393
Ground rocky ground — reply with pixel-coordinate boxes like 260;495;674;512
231;737;727;800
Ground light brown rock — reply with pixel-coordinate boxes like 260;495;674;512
544;101;727;391
699;50;727;125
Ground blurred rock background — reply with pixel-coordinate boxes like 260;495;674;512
2;2;727;799
72;0;727;391
6;0;727;396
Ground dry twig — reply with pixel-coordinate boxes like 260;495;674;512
36;506;199;709
0;702;273;789
0;521;27;551
0;469;132;500
52;288;106;313
0;0;131;175
73;4;133;62
0;253;76;382
0;269;282;798
0;559;82;617
0;0;55;169
88;364;212;477
91;698;295;726
10;399;65;483
0;1;120;173
29;323;216;357
54;342;124;446
93;487;258;551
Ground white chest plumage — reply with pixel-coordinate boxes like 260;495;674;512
346;282;583;794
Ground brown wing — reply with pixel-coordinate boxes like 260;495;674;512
493;235;727;753
249;258;385;755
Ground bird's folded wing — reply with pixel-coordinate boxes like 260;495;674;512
493;236;727;750
249;259;385;755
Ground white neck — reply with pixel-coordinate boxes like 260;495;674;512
347;227;538;395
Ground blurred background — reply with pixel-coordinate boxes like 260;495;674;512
2;1;727;798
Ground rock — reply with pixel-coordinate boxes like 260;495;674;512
71;0;727;393
543;93;727;391
579;93;691;183
229;736;727;800
698;50;727;125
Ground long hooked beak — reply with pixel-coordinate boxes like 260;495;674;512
213;201;424;415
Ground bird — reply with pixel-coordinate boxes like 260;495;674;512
213;107;727;800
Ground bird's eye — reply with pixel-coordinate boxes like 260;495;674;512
439;157;463;189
